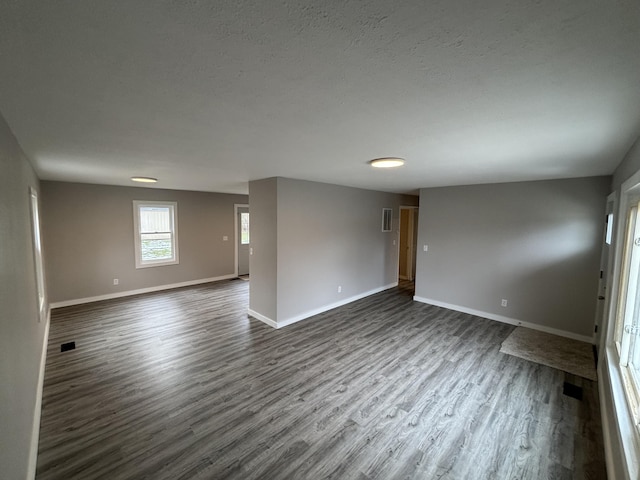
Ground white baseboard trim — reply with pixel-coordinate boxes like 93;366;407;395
276;283;398;329
247;309;277;328
413;295;594;344
27;307;51;479
49;274;237;309
247;283;399;330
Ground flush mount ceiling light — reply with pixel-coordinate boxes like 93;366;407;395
131;176;158;183
369;157;405;168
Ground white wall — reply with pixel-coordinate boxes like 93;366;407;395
415;177;610;340
249;177;418;326
0;112;47;479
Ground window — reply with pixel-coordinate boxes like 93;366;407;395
133;201;179;268
615;198;640;426
382;208;392;232
606;213;614;245
29;187;46;322
240;212;250;244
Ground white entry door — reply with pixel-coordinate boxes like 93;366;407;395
594;196;615;355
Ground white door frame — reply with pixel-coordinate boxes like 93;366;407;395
234;203;249;277
595;193;617;356
398;206;419;281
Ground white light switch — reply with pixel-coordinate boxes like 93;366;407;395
423;245;428;252
250;247;253;255
223;235;228;241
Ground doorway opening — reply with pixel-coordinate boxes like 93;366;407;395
234;204;249;279
398;206;418;294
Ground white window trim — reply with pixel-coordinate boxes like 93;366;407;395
133;200;179;269
603;174;640;479
602;346;640;479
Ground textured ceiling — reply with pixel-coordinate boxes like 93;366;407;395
1;0;639;194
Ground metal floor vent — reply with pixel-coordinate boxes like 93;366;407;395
61;341;76;352
562;381;583;401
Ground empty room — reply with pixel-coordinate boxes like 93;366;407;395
2;1;640;479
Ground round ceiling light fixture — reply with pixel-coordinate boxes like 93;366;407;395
369;157;405;168
131;176;158;183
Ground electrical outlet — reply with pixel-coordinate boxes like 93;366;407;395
113;278;119;286
338;285;342;293
501;299;508;307
223;235;228;241
423;245;428;252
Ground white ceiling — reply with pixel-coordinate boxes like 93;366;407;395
1;1;639;195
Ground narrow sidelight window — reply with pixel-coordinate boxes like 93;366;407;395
241;212;250;244
29;187;46;322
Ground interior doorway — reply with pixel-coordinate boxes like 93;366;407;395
235;204;250;277
399;206;419;282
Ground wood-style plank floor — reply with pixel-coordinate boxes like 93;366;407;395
37;280;606;479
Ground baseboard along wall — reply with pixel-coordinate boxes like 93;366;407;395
49;274;237;309
413;295;594;344
248;282;399;329
28;308;51;480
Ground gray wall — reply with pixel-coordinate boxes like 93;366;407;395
248;178;278;320
42;181;248;303
0;113;46;479
415;177;610;338
249;177;418;324
612;136;640;193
